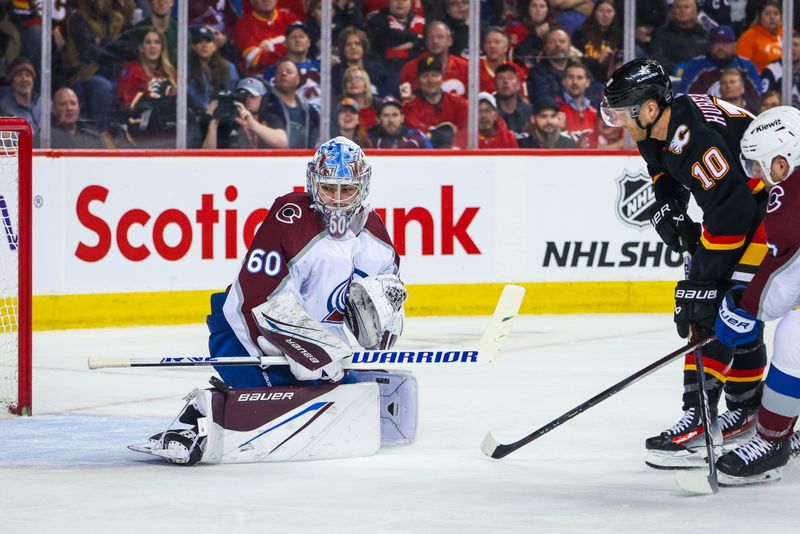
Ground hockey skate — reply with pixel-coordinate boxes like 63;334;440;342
129;429;206;466
719;407;758;450
128;388;209;466
716;434;791;486
645;408;722;469
791;430;800;458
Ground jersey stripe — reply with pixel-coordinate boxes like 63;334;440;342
700;225;746;250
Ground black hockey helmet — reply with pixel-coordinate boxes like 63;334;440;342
603;58;673;109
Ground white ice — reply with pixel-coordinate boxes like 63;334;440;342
2;314;798;533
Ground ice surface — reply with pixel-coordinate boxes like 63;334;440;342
2;315;797;533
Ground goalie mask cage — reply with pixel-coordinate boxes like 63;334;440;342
0;118;32;416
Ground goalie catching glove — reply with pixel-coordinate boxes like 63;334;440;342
345;274;407;350
252;292;351;382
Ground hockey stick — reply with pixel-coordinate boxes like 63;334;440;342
673;342;720;495
88;284;526;370
673;253;719;494
481;334;716;459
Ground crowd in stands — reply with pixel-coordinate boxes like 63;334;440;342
0;0;798;150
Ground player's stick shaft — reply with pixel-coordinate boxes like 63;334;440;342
692;340;720;493
89;285;526;371
481;335;716;459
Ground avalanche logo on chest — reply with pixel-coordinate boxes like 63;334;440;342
322;277;350;324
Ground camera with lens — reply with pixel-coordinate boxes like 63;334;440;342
213;90;248;126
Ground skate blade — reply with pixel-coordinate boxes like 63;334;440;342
128;443;187;461
645;448;717;470
718;468;783;487
675;471;719;494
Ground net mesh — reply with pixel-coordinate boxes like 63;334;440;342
0;129;20;414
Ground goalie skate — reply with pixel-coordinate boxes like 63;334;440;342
716;434;790;487
645;408;722;469
128;428;206;466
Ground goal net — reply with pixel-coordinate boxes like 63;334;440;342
0;118;31;416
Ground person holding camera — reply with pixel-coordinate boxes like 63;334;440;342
188;25;239;146
201;77;288;149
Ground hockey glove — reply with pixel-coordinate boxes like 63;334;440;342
649;198;701;254
715;286;762;347
674;280;719;339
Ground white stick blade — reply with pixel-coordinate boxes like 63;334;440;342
675;471;718;495
479;284;526;361
480;432;500;457
87;357;130;369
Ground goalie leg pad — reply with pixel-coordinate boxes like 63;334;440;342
348;370;418;446
213;383;380;463
131;384;381;464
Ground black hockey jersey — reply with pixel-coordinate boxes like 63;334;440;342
638;94;763;283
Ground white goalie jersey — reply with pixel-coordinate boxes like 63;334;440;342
222;191;401;357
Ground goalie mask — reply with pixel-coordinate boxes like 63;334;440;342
739;106;800;187
307;137;372;238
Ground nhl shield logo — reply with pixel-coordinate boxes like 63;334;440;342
615;169;655;229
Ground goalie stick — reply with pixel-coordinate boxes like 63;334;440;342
88;284;526;371
481;334;716;459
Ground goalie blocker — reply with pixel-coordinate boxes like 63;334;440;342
129;370;418;465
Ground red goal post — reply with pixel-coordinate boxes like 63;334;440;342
0;118;32;416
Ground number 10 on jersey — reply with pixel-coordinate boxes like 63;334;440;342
691;147;730;190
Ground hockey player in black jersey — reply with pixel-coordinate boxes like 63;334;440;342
602;58;769;469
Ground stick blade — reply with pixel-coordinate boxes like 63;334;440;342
480;432;501;457
675;470;719;495
88;357;130;370
479;284;525;361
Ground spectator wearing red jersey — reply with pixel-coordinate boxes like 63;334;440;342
366;0;425;87
479;27;528;97
508;0;557;69
341;66;378;129
402;56;467;148
399;20;469;100
494;63;532;136
234;0;298;76
367;96;432;148
558;60;596;148
478;92;519;149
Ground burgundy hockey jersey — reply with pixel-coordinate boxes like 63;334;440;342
739;170;800;321
222;192;400;357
